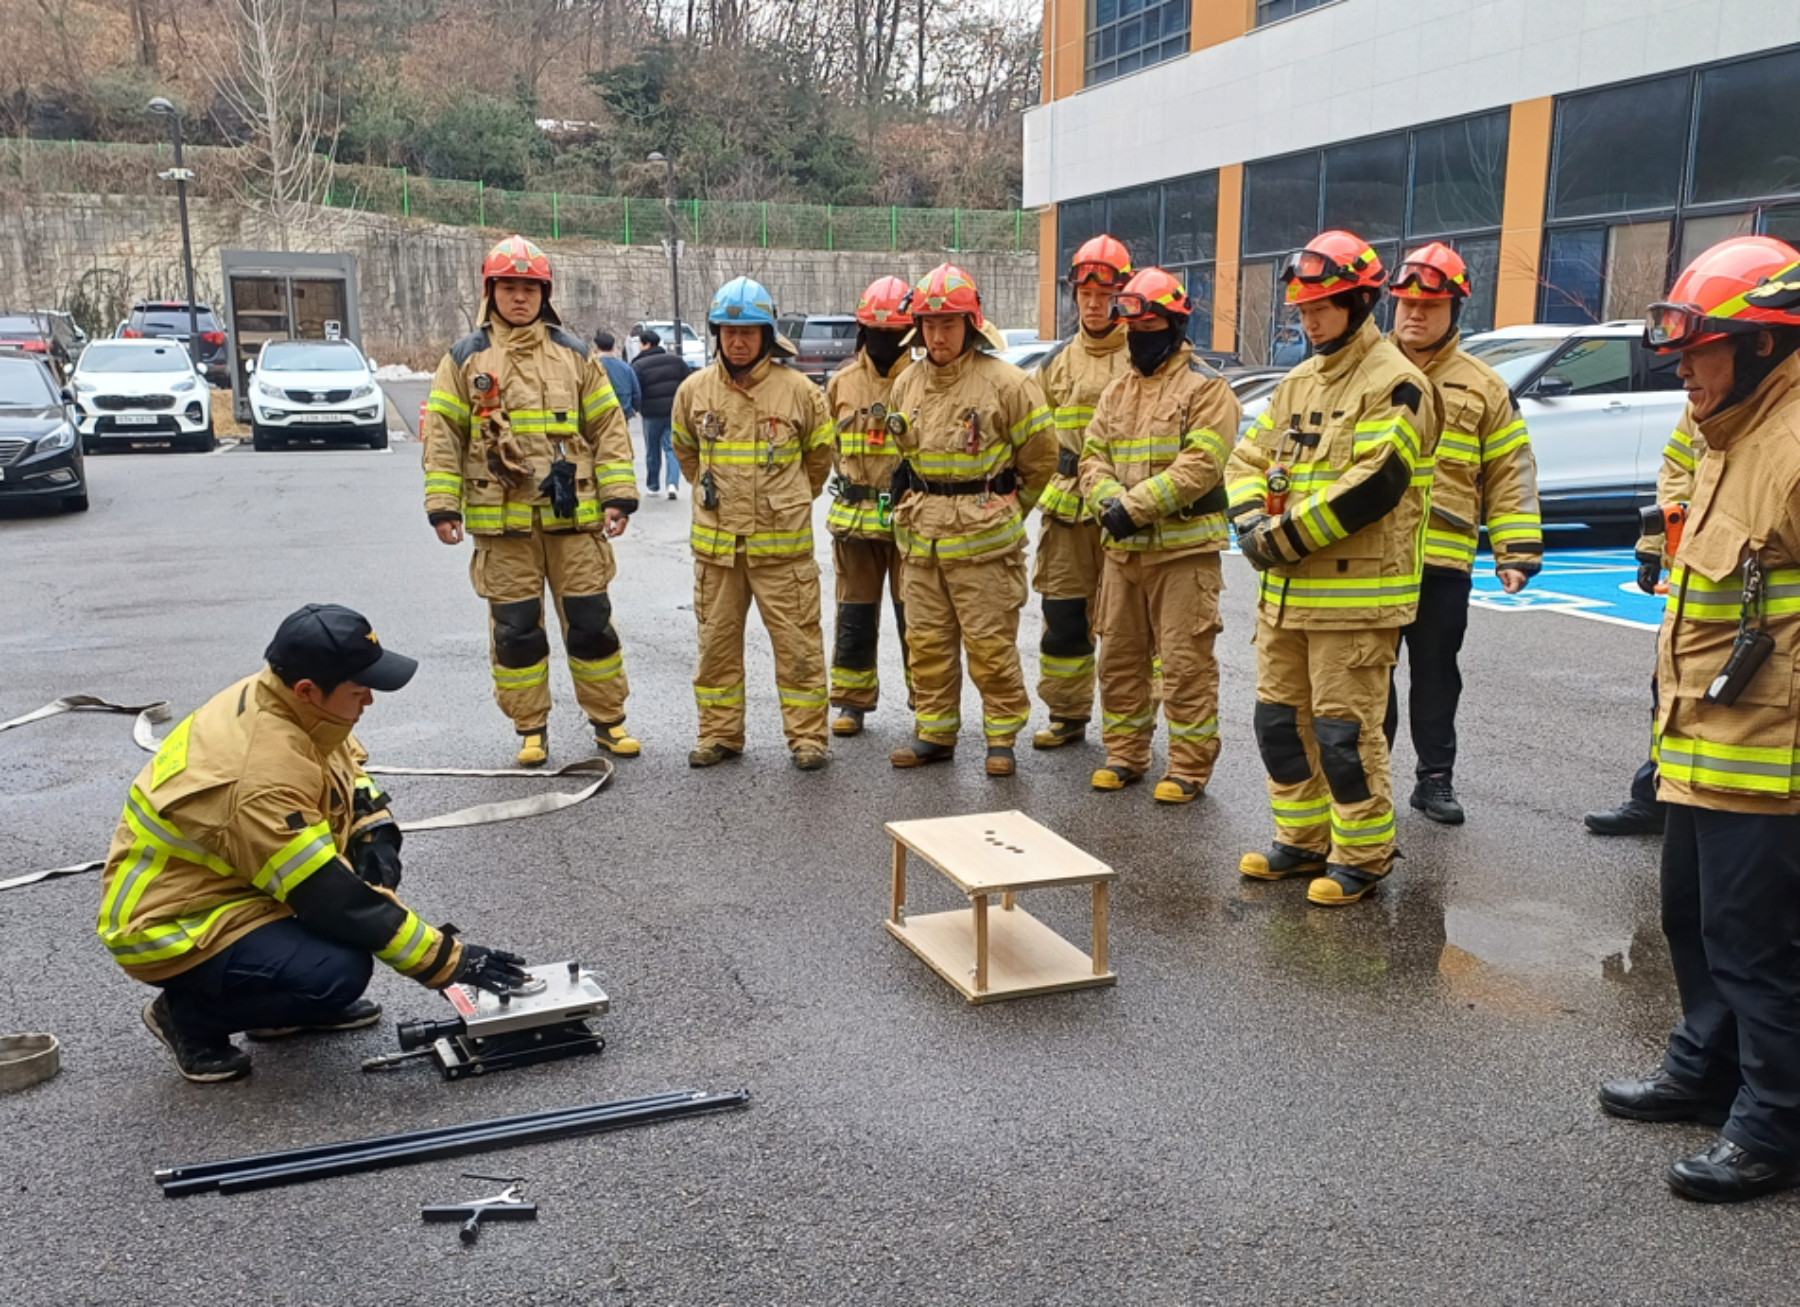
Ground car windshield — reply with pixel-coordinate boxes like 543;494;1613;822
803;321;858;340
262;342;364;372
1465;333;1570;385
0;314;46;337
138;308;220;332
78;343;192;373
0;358;56;405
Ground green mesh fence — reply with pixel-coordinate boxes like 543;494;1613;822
3;137;1035;253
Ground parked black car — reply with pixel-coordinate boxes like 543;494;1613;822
124;301;230;386
0;310;85;379
0;354;87;513
776;313;859;384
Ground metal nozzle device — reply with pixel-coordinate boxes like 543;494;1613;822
364;961;610;1080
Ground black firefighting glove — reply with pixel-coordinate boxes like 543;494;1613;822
541;458;579;521
1635;551;1662;595
1099;497;1142;542
1234;513;1285;572
351;826;404;891
449;943;531;995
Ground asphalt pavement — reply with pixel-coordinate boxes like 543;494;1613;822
0;428;1787;1306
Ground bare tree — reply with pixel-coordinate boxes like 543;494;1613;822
209;0;338;250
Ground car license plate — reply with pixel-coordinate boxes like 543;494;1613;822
116;414;159;426
294;413;340;424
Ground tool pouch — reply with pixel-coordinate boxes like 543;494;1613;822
700;469;719;511
1705;557;1775;707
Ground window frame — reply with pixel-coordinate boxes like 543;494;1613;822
1085;0;1192;88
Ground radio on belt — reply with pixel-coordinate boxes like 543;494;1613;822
362;961;610;1080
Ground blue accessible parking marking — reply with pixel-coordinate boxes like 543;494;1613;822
1471;546;1663;632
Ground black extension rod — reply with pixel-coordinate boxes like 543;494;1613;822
155;1089;697;1187
162;1090;749;1198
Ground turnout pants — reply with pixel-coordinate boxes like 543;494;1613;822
1095;551;1223;784
901;553;1030;747
830;535;908;712
157;918;373;1042
472;528;628;733
1382;569;1472;780
1033;519;1104;721
1661;803;1800;1161
693;552;827;751
1252;620;1401;874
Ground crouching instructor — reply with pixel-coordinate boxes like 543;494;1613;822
98;605;528;1083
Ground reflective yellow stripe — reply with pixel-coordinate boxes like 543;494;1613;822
1103;708;1154;734
427;390;470;429
1227;475;1266;508
1271;795;1331;827
1040;653;1093;679
582;386;620;421
1654;729;1800;797
104;896;260;966
569;651;624;683
1425;528;1478;564
1055;404;1096;430
1037;483;1088;521
831;666;879;690
1009;405;1052;446
695;682;746;707
805;421;835;452
1436;430;1480;464
375;910;434;969
895;514;1025;562
914;710;961;734
701;440;806;467
827;500;889;535
1261;572;1422;609
1352;416;1420;470
424;472;463;497
1292;491;1348;550
256;821;337;900
689;524;815;560
493;661;549;689
1482;419;1529;461
1486;511;1541;546
1669;566;1800;621
983;712;1028;738
1141;472;1182;517
1664;425;1698;473
1167;715;1218;744
1106;513;1230;554
908;447;1011;479
540;500;603;531
1332;809;1395;845
778;685;828;709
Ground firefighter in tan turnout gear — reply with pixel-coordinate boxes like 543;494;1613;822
99;605;529;1083
672;276;836;771
423;235;641;768
1224;230;1441;906
1079;267;1240;803
1380;242;1543;825
885;263;1056;777
823;276;915;738
1597;236;1800;1204
1030;234;1134;750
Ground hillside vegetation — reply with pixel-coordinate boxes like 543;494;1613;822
2;0;1039;209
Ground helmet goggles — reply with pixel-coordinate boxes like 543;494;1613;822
1643;301;1768;352
1070;261;1128;289
1280;247;1378;289
1390;260;1469;298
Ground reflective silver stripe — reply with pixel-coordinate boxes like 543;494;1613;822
1658;740;1800;782
126;790;213;862
379;914;430;965
106;843;159;935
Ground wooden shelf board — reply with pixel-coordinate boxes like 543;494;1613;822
885;905;1115;1005
885;810;1116;895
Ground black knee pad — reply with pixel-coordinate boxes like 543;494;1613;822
562;592;620;660
1041;597;1094;657
833;602;879;668
1314;716;1373;804
1253;701;1314;785
491;599;550;668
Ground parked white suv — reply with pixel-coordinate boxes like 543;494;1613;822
625;320;707;369
248;339;388;451
1463;321;1687;533
70;339;215;453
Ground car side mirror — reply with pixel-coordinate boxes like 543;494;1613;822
1530;376;1573;399
245;358;256;374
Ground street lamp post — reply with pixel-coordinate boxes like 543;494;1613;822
647;151;685;367
148;97;200;370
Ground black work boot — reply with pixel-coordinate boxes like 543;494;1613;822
1307;863;1380;906
246;997;384;1042
1598;1070;1733;1126
1238;842;1327;881
1031;717;1088;750
1668;1139;1800;1203
143;996;251;1083
832;707;866;738
1583;798;1665;836
1411;773;1465;825
891;738;955;768
985;746;1016;777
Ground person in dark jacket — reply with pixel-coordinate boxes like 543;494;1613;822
631;330;691;499
593;330;641;419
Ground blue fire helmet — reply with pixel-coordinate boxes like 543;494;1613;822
708;276;779;328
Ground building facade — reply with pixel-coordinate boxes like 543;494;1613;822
1025;0;1800;361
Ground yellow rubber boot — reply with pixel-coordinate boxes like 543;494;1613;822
1307;865;1380;906
1032;717;1088;750
1238;842;1326;881
1090;764;1142;791
1153;777;1200;804
832;708;865;738
593;720;641;757
516;730;549;768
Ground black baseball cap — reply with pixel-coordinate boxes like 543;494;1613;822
265;604;418;692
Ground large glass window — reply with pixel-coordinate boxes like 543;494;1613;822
1243;153;1321;257
1410;113;1509;236
1086;0;1190;87
1236;262;1277;367
1691;47;1800;205
1323;134;1408;242
1541;228;1607;325
1603;221;1672;321
1551;75;1689;219
1162;173;1219;265
1255;0;1331;25
1171;264;1215;351
1107;186;1161;269
1454;236;1500;336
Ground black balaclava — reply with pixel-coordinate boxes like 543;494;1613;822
1717;326;1800;416
1126;320;1185;376
720;325;775;381
860;327;908;376
1315;287;1382;357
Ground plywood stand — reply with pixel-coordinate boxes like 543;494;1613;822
884;810;1117;1004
